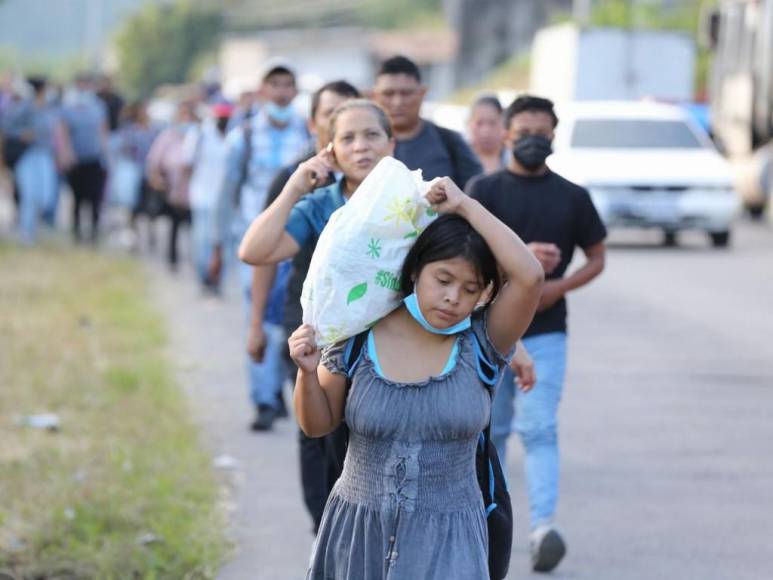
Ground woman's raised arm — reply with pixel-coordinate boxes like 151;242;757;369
426;178;544;354
238;150;334;265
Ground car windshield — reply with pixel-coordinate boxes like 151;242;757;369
570;119;706;149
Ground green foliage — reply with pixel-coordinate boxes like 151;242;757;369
114;0;224;99
590;0;702;33
450;53;531;104
358;0;444;29
0;47;87;83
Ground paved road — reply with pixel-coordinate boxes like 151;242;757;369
148;219;773;580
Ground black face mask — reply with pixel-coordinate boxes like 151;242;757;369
512;134;553;170
216;117;230;134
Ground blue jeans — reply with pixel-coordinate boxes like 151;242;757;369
491;332;567;529
191;206;220;287
15;146;57;244
240;262;287;409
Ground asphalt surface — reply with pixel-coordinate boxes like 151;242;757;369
148;219;773;580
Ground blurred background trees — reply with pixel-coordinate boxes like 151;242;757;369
114;0;223;99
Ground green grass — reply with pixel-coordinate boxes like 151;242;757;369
0;243;228;578
449;54;531;105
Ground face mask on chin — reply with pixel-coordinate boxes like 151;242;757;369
403;293;471;335
512;134;553;170
266;101;293;124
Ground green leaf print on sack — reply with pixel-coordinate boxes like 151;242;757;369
347;282;368;305
366;238;382;259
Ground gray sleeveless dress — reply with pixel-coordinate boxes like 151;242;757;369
306;312;509;580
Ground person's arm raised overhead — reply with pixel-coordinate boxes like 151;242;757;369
238;148;334;265
425;177;544;355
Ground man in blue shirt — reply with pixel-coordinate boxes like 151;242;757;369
61;74;109;242
242;81;360;529
220;62;311;431
239;96;397;533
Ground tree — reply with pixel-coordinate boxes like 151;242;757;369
589;0;706;31
115;1;223;99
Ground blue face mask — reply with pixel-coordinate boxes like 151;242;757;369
403;293;471;335
266;101;293;124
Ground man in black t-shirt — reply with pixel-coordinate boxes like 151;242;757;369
468;95;606;574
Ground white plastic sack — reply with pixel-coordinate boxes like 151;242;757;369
302;156;437;346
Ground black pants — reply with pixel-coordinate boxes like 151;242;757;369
67;161;106;241
298;423;348;532
165;204;191;267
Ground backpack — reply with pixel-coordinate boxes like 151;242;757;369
2;136;30;170
234;121;252;208
341;328;513;580
431;121;479;190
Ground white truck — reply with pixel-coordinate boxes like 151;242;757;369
529;23;696;104
707;0;773;216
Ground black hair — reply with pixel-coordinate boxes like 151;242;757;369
504;94;558;129
263;65;295;83
28;76;47;95
310;80;360;119
400;214;501;303
328;99;392;141
377;55;421;83
472;94;503;114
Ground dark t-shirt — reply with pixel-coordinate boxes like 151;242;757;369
394;120;482;188
468;169;607;337
97;90;125;133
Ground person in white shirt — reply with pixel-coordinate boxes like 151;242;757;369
183;102;233;293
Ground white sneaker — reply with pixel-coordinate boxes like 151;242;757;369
530;524;566;573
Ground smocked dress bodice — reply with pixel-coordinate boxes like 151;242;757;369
306;312;509;580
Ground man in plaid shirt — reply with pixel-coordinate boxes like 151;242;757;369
221;61;311;431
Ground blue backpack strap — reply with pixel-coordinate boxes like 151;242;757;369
469;330;500;389
343;331;368;382
469;329;503;517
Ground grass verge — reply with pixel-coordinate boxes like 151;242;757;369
0;243;227;578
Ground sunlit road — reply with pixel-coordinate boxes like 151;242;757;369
504;220;773;580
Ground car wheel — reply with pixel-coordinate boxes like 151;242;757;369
662;230;678;247
747;203;766;220
709;230;731;248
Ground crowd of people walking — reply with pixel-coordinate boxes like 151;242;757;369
0;55;607;578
